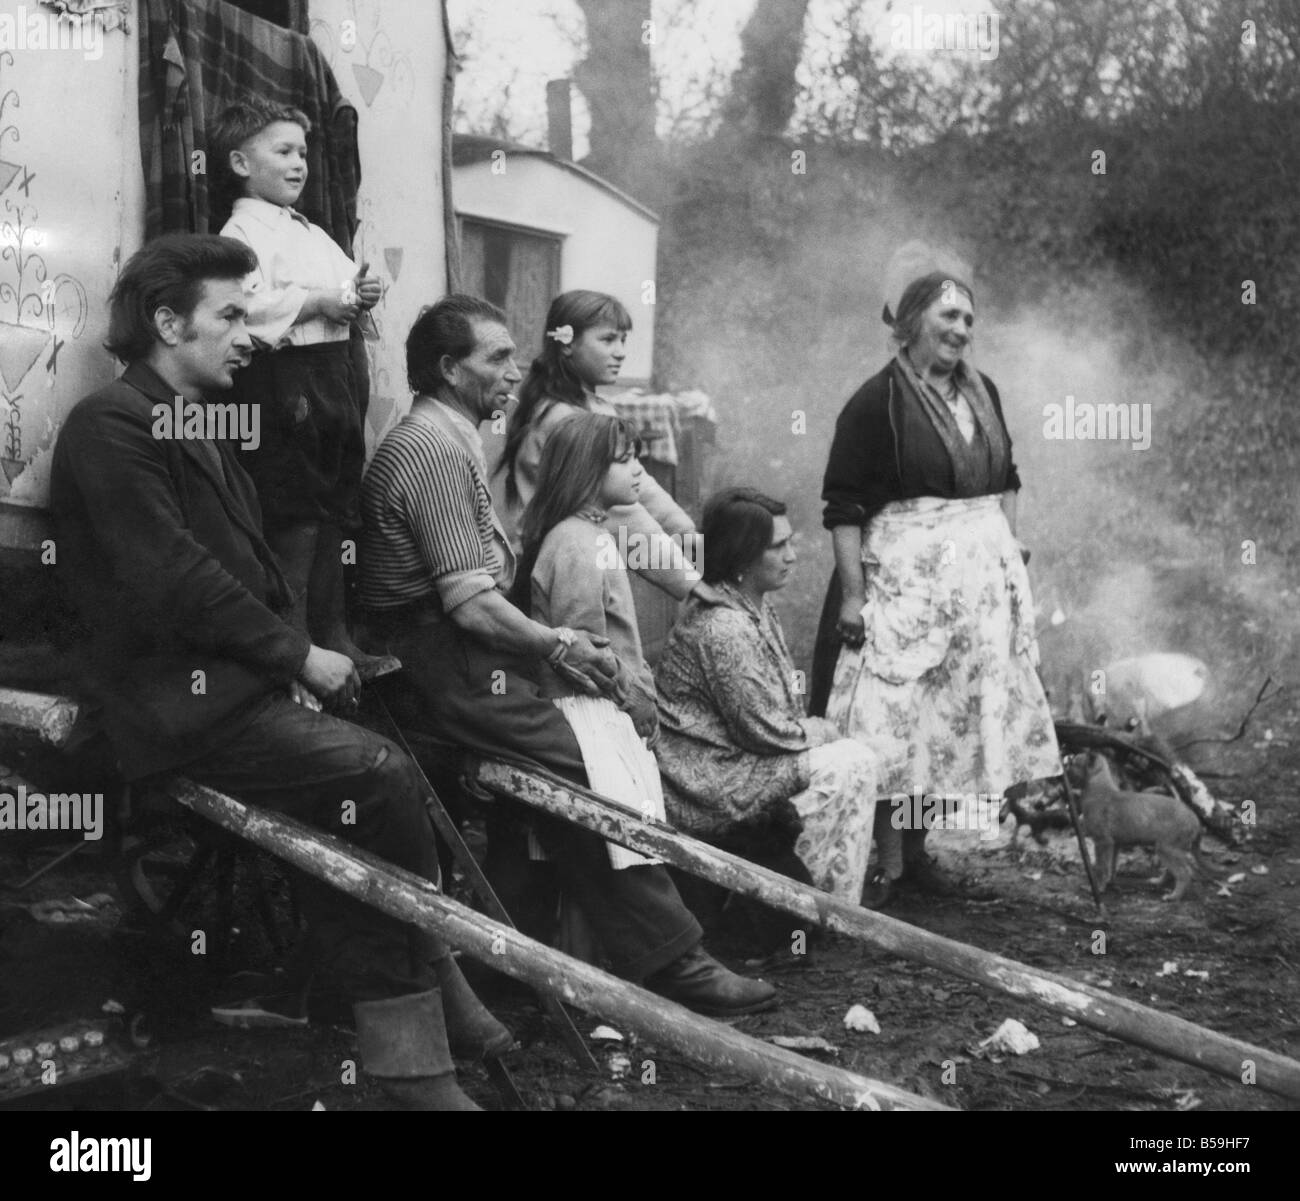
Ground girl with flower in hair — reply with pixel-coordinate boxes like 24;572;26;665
498;290;710;608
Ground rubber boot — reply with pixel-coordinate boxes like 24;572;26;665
434;954;515;1060
352;989;481;1111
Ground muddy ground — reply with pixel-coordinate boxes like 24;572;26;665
1;693;1297;1116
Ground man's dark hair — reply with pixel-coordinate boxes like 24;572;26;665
104;234;257;363
700;486;788;585
406;295;509;395
209;97;312;205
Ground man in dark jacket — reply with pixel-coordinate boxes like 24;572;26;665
49;234;504;1110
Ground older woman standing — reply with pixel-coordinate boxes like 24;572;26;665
810;272;1060;905
655;488;878;909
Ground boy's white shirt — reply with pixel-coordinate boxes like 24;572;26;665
220;196;357;349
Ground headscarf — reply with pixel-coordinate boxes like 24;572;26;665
882;270;974;332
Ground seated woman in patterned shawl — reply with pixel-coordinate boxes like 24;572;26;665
654;487;879;948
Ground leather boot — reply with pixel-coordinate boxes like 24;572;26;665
434;954;515;1060
645;945;777;1017
352;989;481;1111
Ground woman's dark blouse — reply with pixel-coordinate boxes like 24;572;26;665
820;362;1022;530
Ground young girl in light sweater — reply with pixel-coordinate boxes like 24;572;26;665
516;412;666;868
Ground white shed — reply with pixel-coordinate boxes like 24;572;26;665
453;134;659;384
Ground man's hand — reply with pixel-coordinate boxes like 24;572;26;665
288;679;323;712
624;678;660;743
300;645;361;708
556;631;619;697
837;594;866;648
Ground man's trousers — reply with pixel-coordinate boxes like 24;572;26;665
179;694;445;1002
374;619;701;981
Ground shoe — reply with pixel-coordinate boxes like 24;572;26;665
352;989;481;1111
901;855;995;900
860;872;897;910
435;954;515;1060
645;945;777;1017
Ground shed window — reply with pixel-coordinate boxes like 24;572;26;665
459;218;562;368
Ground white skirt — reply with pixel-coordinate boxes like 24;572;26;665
550;694;666;870
826;494;1061;801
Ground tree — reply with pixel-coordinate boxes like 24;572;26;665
572;0;662;202
722;0;813;137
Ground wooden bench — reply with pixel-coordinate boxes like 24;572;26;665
0;686;936;1110
7;687;1298;1104
468;756;1300;1102
0;687;297;959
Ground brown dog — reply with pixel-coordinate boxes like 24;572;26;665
1072;752;1221;901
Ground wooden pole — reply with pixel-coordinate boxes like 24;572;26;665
475;758;1300;1102
169;778;948;1112
0;687;78;748
439;1;463;294
1058;760;1106;913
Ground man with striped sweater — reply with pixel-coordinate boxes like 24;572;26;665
359;295;776;1017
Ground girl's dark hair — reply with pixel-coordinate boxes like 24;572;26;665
699;486;787;585
104;234;258;363
498;289;632;505
512;411;640;614
406;294;509;394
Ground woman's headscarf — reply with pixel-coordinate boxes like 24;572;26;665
882;270;975;333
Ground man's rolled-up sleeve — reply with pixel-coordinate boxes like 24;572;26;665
405;449;496;612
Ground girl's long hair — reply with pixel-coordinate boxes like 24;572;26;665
511;411;641;615
498;289;632;506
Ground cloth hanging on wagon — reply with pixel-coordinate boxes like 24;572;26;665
138;0;358;250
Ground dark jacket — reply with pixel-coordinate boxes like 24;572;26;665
809;361;1021;715
820;362;1021;532
49;361;311;779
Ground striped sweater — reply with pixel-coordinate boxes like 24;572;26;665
360;404;515;614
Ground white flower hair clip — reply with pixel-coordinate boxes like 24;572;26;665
547;324;574;346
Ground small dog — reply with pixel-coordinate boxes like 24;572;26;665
1001;780;1072;847
1072;751;1222;901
